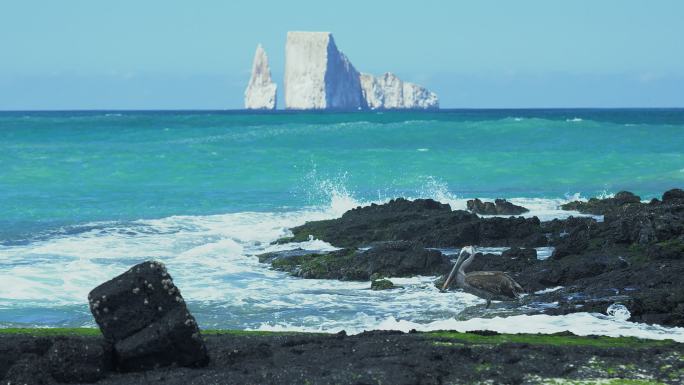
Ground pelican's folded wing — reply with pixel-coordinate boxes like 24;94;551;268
465;271;524;299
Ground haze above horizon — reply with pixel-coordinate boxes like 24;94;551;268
1;0;682;110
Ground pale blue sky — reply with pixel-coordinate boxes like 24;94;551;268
1;0;682;109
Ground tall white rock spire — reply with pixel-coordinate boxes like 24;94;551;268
244;44;277;110
284;32;364;110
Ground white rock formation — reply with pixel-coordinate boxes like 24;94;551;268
244;44;277;110
360;72;439;110
284;32;364;110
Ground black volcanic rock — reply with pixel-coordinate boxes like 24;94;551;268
262;241;452;280
2;331;682;385
561;191;641;215
371;279;396;290
46;338;112;383
433;189;684;325
467;198;529;215
501;247;537;261
359;241;452;278
466;199;497;215
551;220;600;260
3;353;51;385
284;198;546;248
276;191;684;327
663;188;684;203
88;261;208;371
605;198;684;246
494;198;530;215
460;251;537;275
0;336;51;380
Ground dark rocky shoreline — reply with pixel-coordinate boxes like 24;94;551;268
276;198;548;248
2;329;683;384
3;189;684;384
265;189;684;327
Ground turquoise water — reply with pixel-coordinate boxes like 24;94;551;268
1;109;684;336
1;109;683;240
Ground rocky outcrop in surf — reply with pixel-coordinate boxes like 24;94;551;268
458;189;684;326
466;198;529;215
267;188;684;327
244;44;277;110
259;241;451;280
560;190;641;215
276;198;546;248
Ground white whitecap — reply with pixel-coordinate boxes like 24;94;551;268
606;303;631;321
254;313;684;343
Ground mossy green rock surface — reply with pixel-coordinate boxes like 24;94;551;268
1;329;683;384
370;279;395;290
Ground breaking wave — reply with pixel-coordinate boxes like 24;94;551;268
1;179;661;339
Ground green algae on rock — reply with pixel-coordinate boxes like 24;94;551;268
370;279;395;290
2;329;682;384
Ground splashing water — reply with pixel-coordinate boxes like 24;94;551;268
607;303;632;321
1;183;683;341
2;110;684;340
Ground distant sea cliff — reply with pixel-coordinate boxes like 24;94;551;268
244;31;439;110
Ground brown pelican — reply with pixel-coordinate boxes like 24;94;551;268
441;246;524;308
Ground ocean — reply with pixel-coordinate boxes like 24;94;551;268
1;109;684;340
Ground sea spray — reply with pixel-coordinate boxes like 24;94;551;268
2;109;684;339
0;180;631;333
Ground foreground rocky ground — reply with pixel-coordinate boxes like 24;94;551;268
1;328;683;385
266;189;684;327
4;190;683;384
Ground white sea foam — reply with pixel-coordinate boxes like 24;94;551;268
254;313;684;342
606;303;631;321
454;246;554;260
447;194;601;222
1;180;669;340
372;313;684;342
535;286;564;295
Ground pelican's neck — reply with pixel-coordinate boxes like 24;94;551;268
458;252;476;275
452;253;466;274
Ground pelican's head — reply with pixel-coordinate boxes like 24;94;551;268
442;246;477;291
456;245;476;267
459;246;476;258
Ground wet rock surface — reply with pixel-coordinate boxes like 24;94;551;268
560;190;641;215
282;198;546;248
88;261;208;371
467;198;529;215
1;331;682;384
370;278;396;290
46;338;112;383
527;190;684;325
447;189;684;326
663;188;684;203
260;241;452;280
272;190;684;327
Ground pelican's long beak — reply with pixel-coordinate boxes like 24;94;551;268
441;246;473;292
441;262;459;292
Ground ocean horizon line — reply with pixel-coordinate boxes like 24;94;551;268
1;107;683;114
